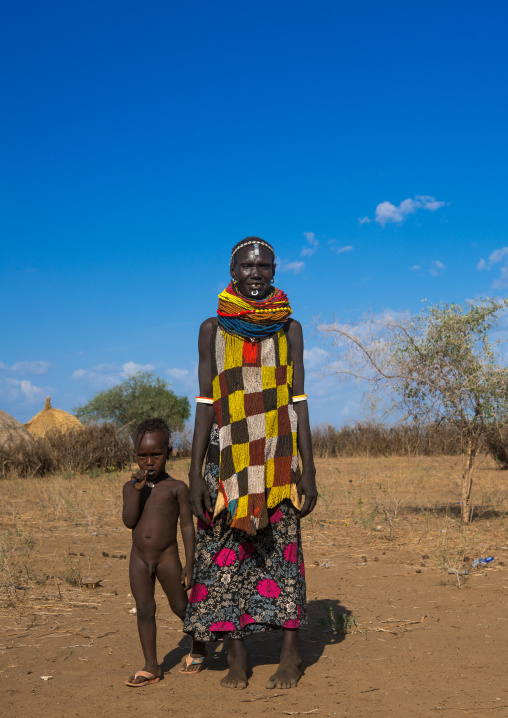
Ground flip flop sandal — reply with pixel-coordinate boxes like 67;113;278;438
179;652;207;675
125;669;161;687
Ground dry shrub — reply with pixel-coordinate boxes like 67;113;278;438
311;422;463;458
484;425;508;469
0;424;132;478
171;426;193;458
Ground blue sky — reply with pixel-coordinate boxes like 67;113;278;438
2;0;508;425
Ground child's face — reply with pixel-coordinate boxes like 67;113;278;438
135;430;169;479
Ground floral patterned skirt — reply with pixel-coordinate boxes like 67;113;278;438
184;460;307;642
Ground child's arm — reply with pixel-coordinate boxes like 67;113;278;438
177;482;195;590
122;470;147;529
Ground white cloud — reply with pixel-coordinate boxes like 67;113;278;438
374;195;446;227
493;267;508;289
11;360;50;375
277;259;305;274
167;368;189;380
328;240;353;255
72;364;116;384
301;231;319;257
478;247;508;271
358;216;371;225
489;247;508;265
120;361;154;378
5;378;45;402
411;265;421;270
418;197;447;211
476;247;508;288
72;361;154;388
0;360;50;375
429;260;446;277
303;347;329;369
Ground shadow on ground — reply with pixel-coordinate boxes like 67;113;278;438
160;598;350;678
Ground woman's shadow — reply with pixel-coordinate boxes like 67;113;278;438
160;598;351;677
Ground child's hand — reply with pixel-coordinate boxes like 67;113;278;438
131;469;147;491
181;564;193;591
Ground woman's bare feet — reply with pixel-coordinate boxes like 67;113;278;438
266;628;301;689
220;638;249;689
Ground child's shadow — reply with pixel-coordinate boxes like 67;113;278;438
160;598;352;677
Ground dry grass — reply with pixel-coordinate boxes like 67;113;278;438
304;455;508;587
0;423;133;478
310;422;464;458
1;454;507;626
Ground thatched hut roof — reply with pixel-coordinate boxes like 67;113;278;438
24;397;83;437
0;409;34;450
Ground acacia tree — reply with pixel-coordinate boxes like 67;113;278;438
317;298;508;523
74;371;190;432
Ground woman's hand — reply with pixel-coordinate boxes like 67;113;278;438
189;473;213;525
131;469;147;491
298;466;318;518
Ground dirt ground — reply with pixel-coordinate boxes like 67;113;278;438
1;455;507;717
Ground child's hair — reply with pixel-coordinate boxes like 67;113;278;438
132;418;172;449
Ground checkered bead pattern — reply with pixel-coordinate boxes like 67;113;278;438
211;325;301;535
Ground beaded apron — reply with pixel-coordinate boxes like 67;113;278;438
211;324;301;535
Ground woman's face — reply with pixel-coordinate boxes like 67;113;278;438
231;245;275;299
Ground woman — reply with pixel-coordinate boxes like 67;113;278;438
184;237;317;690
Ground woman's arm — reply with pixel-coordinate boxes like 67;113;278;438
288;319;318;518
188;318;215;524
177;482;195;590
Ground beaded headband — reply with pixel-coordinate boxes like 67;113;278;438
230;240;275;263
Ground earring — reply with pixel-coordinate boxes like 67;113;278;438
271;278;275;284
232;277;238;286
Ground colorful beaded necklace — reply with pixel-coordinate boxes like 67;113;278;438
217;282;292;340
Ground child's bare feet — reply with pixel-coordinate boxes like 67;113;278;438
220;638;249;689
